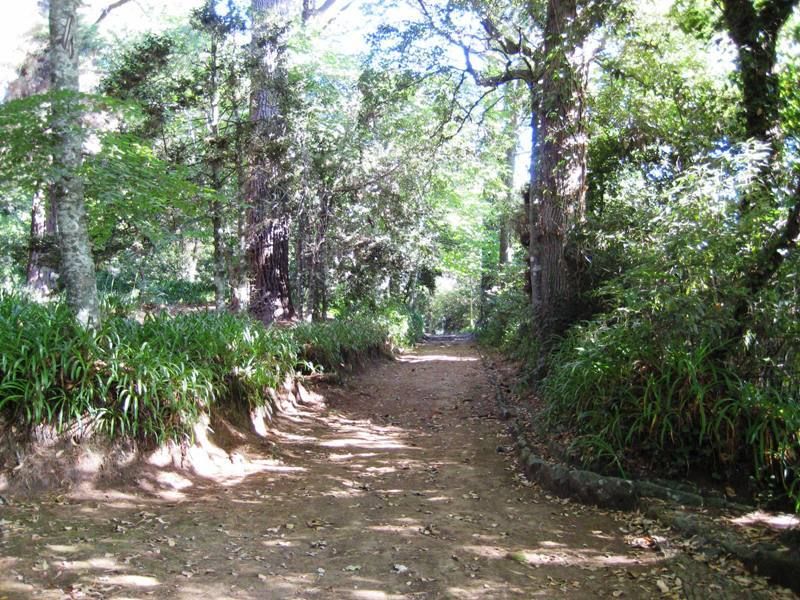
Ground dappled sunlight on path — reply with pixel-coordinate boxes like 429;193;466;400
0;340;790;599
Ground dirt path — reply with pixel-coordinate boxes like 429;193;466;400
0;340;794;599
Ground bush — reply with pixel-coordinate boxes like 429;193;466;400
427;285;477;333
541;144;800;509
292;317;391;372
478;262;539;371
379;303;425;347
97;272;215;306
0;294;406;443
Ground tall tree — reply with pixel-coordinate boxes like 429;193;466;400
461;0;610;349
246;0;295;323
528;0;594;345
49;0;100;326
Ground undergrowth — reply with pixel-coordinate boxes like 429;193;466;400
0;294;417;444
481;145;800;510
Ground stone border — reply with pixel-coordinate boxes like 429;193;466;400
482;352;800;595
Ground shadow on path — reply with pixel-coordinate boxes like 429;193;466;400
0;340;789;599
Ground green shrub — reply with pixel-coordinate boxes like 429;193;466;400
292;303;422;373
378;303;424;347
293;317;389;372
428;285;477;333
541;144;800;509
478;262;540;371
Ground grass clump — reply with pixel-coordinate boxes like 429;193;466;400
293;305;423;372
0;294;412;444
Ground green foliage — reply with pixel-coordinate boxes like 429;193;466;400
0;294;406;444
299;302;424;371
477;261;540;369
541;145;800;508
97;274;215;306
428;283;477;333
293;318;390;373
0;189;29;288
378;303;425;347
0;92;201;273
588;3;738;209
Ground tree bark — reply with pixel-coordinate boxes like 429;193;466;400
294;209;307;320
26;185;59;296
246;0;295;324
204;33;228;312
499;125;516;267
49;0;100;327
529;0;589;346
498;221;509;266
229;107;251;312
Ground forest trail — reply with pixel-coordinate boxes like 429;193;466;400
0;340;791;599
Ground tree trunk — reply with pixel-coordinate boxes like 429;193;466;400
229;115;250;312
246;0;295;324
498;145;513;268
294;208;307;320
212;191;227;311
26;185;59;296
499;92;519;267
721;0;797;147
49;0;100;327
529;0;588;347
718;0;800;330
205;34;228;312
498;222;509;266
309;194;330;321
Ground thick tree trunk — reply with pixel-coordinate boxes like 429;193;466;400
246;0;295;324
26;185;59;296
249;215;293;320
529;0;588;346
49;0;100;327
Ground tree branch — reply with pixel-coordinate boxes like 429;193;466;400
480;17;534;60
93;0;135;26
760;0;800;36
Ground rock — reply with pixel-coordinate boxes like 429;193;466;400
568;470;637;510
636;481;704;507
